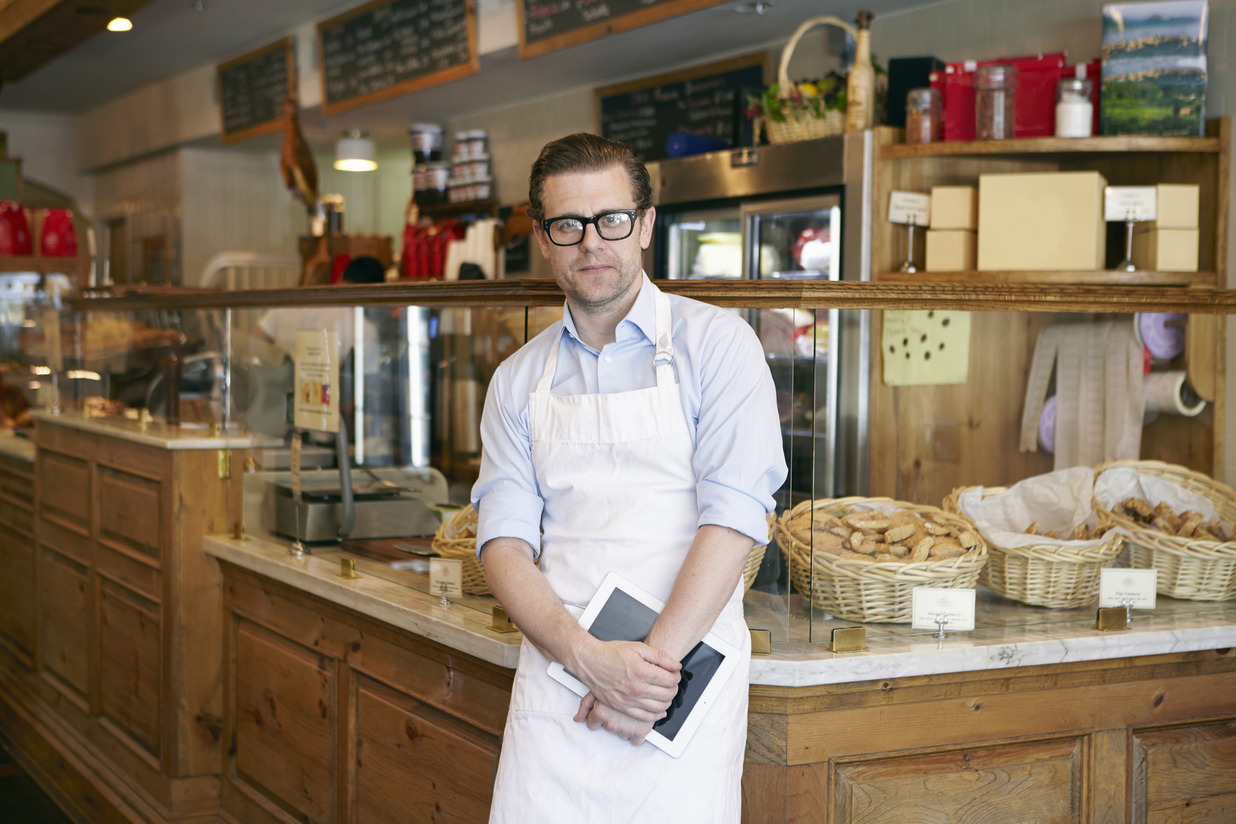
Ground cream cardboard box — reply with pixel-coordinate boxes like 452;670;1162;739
929;186;978;230
1139;183;1200;231
1132;226;1199;272
977;171;1107;271
926;229;977;271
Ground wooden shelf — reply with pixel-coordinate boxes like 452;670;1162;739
880;132;1225;160
64;278;1236;314
876;269;1215;287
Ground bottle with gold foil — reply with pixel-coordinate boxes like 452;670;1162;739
844;10;875;132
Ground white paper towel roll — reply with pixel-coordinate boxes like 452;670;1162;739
1144;370;1206;417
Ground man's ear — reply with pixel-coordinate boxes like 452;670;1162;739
639;206;656;250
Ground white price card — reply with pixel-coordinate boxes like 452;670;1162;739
888;191;931;226
430;558;463;600
1104;186;1157;222
911;587;976;631
1099;568;1157;609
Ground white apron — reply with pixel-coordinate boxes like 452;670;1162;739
489;284;750;823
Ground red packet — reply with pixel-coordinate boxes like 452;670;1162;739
938;52;1068;141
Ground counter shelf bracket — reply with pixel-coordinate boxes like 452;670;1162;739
829;626;866;653
1095;605;1131;632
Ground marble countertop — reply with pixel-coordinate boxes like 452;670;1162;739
205;533;1236;687
32;410;282;450
0;430;35;462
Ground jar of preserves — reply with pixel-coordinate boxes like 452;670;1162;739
905;87;942;144
974;64;1018;140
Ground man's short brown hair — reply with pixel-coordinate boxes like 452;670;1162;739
527;133;653;221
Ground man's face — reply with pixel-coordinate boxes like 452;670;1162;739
533;165;655;318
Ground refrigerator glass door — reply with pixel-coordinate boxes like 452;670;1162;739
658;207;742;279
743;195;841;281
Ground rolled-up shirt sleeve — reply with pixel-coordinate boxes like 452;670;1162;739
691;314;787;546
471;362;545;558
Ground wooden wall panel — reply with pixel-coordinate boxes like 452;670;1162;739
37;449;90;534
833;737;1083;823
1133;720;1236;824
234;619;334;823
98;465;163;564
354;676;498;824
37;547;90;702
98;577;161;761
0;527;37;664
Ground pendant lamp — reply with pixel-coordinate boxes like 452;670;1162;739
334;131;377;172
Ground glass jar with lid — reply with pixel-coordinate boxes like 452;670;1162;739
905;87;942;144
974;64;1019;140
1055;77;1094;138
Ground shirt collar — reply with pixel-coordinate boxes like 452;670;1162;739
561;271;656;348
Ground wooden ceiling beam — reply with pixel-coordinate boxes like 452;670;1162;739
0;0;155;84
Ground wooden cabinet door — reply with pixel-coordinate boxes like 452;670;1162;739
234;619;335;823
98;577;162;760
0;525;36;665
354;675;498;824
833;737;1084;823
1133;720;1236;823
37;547;91;704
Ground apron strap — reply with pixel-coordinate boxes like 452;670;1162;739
535;325;566;393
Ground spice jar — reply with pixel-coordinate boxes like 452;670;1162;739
974;64;1018;140
905;87;942;144
1055;77;1094;138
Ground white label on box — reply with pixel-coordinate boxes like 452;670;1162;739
911;587;976;631
888;191;931;226
1099;568;1157;609
1104;186;1157;222
430;558;463;599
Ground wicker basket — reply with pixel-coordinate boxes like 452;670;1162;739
943;486;1124;609
763;15;854;144
1094;460;1236;601
775;497;988;623
431;505;491;595
433;505;769;597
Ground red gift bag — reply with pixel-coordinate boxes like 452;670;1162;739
931;52;1068;141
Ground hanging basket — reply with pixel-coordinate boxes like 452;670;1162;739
763;15;855;145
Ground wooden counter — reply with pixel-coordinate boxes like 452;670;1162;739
205;533;1236;824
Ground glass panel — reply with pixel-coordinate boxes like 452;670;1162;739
744;196;841;281
658;208;742;280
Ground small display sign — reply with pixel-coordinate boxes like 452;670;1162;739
430;558;464;600
888;191;932;226
1104;186;1157;222
911;587;976;632
1099;567;1157;609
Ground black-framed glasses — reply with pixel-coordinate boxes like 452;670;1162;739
540;210;639;246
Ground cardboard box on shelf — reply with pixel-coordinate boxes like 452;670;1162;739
930;186;978;230
1131;226;1199;272
1153;183;1200;228
926;229;977;271
977;171;1108;271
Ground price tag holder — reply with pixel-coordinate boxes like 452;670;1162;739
1104;186;1157;222
911;587;976;632
888;191;931;226
1099;568;1157;609
430;558;463;601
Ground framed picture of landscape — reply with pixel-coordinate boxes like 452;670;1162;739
1101;0;1207;135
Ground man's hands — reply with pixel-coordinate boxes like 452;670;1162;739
568;639;680;745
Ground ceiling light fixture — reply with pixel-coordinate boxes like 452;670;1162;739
334;131;377;172
107;16;133;31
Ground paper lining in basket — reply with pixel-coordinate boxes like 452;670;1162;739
957;466;1119;549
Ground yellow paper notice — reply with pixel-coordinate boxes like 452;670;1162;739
881;310;971;386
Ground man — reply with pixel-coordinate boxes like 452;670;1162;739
472;133;786;822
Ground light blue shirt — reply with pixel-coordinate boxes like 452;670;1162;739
472;274;787;557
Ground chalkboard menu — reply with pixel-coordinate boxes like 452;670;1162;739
318;0;478;116
520;0;725;58
217;38;294;144
597;56;765;162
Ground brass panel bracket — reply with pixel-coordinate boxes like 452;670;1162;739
491;606;518;633
338;557;361;579
830;626;867;653
749;628;772;655
217;450;231;480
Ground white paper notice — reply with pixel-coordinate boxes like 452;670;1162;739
888;191;931;226
1099;568;1157;609
1104;186;1157;222
911;587;976;631
430;558;463;600
292;329;341;433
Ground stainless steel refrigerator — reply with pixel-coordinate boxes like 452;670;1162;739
646;133;873;504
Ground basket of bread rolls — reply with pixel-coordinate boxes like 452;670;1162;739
774;497;987;623
944;470;1124;609
1094;460;1236;601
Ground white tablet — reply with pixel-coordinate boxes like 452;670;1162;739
547;571;741;758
